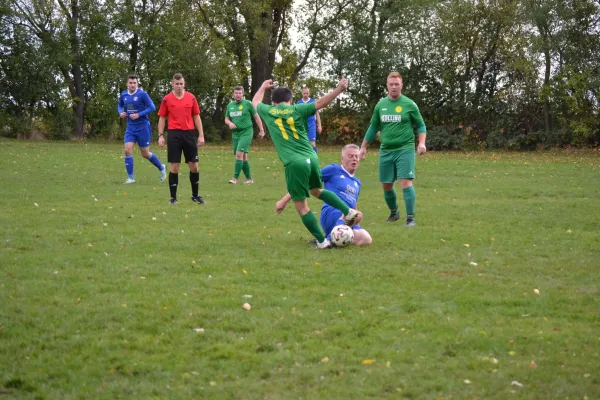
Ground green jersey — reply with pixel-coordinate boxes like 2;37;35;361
369;95;425;151
257;102;316;165
226;99;256;135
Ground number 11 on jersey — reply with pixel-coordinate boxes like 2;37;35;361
274;117;299;140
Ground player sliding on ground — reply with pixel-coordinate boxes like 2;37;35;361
275;144;372;246
253;78;363;249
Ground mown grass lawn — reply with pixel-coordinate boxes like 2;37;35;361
1;139;599;399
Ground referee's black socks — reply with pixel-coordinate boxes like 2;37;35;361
169;172;178;199
190;172;200;198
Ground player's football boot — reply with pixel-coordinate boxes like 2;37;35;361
387;212;400;222
316;239;335;249
160;165;167;182
169;198;178;205
343;208;363;227
124;177;136;184
404;219;416;227
243;179;254;184
228;178;238;184
191;196;206;205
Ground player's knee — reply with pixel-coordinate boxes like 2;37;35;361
310;188;322;198
170;164;181;173
235;152;244;160
399;179;413;189
188;163;199;173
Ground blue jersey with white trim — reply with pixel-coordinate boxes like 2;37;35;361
118;89;155;126
297;98;316;129
321;164;361;211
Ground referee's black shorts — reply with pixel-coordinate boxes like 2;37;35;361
167;130;199;163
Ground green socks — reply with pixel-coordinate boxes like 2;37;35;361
384;189;398;214
403;186;416;218
319;189;350;215
233;160;243;179
242;161;251;179
301;211;325;242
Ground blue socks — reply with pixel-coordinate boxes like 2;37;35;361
148;152;163;170
125;155;134;178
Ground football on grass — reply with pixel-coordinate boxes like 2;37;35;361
330;225;354;247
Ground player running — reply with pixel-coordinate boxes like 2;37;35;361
118;75;166;184
252;78;363;249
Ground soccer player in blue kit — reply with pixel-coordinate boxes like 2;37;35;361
297;87;322;153
275;144;372;246
118;75;166;184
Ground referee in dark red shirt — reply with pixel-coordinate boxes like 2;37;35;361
158;73;206;205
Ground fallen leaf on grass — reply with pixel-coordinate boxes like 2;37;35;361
533;288;540;295
242;303;251;310
320;357;329;363
469;262;478;266
511;381;524;387
193;328;205;333
242;269;248;274
464;244;470;247
464;379;471;384
362;359;376;365
529;360;537;369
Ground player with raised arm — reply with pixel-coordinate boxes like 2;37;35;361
118;75;166;184
225;86;265;184
252;78;363;249
276;144;372;246
359;72;427;226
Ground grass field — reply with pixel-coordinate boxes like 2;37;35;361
1;139;599;399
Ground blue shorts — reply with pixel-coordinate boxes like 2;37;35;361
320;207;363;239
307;124;317;142
124;122;152;148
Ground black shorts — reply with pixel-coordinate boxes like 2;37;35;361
167;130;199;163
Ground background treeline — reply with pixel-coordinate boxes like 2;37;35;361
1;0;599;149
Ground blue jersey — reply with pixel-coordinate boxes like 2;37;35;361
118;89;156;126
321;164;361;210
297;98;316;129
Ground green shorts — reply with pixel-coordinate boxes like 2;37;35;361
232;130;253;154
379;149;416;183
285;157;322;201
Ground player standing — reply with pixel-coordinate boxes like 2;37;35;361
225;86;265;184
157;73;206;205
276;144;372;246
118;75;166;184
253;78;362;249
297;86;322;153
359;72;427;226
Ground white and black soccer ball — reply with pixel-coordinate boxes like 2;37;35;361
330;225;354;247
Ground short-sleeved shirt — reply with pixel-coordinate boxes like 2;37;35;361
225;99;256;135
157;92;200;131
369;95;425;151
257;102;316;165
296;98;316;129
118;89;155;126
321;164;361;211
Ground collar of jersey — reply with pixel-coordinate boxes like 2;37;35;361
340;165;355;177
127;89;139;96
